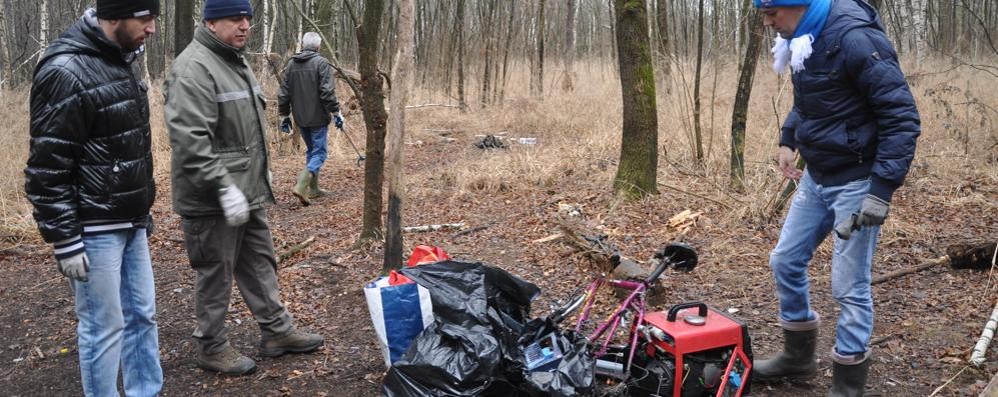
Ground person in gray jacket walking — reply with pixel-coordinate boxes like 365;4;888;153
278;31;343;205
164;0;324;376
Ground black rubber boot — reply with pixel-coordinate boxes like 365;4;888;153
828;359;871;397
752;318;820;383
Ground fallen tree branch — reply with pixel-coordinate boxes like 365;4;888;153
403;223;465;233
405;104;460;109
872;242;996;285
449;224;490;239
971;297;998;366
278;236;316;265
872;256;949;285
532;234;563;244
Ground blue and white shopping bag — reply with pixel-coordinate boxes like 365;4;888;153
364;276;434;367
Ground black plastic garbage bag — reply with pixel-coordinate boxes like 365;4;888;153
516;318;595;397
380;260;597;397
381;260;540;396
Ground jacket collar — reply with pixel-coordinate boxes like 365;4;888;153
195;26;245;64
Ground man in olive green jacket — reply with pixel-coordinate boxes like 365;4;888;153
164;0;323;376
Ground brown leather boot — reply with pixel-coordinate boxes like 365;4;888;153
196;345;257;375
259;328;324;357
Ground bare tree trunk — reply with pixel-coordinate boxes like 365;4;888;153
383;0;416;273
479;0;498;107
498;2;517;103
531;0;547;96
655;0;671;78
692;0;706;162
175;0;194;57
613;0;659;200
263;0;274;54
0;0;7;89
456;0;467;111
357;0;390;244
562;0;579;92
730;7;762;191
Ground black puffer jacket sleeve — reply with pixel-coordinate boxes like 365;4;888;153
25;64;89;243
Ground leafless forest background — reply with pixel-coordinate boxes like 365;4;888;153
0;1;997;395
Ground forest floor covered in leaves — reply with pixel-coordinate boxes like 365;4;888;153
1;81;997;396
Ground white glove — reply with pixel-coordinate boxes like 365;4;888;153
218;185;250;226
57;251;90;282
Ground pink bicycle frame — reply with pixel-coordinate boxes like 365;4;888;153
573;277;650;374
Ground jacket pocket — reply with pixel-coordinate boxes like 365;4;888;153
181;217;220;268
220;154;252;173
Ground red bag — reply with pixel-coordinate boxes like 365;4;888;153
388;245;451;286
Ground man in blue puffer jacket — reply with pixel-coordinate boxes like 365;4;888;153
750;0;920;395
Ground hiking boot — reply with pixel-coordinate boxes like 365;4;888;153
259;329;324;357
307;170;327;199
196;345;257;376
292;169;312;206
828;351;872;397
753;316;820;383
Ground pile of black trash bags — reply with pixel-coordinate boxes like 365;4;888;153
381;260;595;397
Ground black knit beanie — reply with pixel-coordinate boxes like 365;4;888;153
96;0;160;19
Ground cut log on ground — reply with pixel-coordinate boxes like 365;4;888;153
872;241;996;285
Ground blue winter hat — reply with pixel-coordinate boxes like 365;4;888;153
753;0;812;7
202;0;253;21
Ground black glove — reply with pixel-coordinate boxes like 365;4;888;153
334;113;344;130
834;194;890;240
279;117;292;134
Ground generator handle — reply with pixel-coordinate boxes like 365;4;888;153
666;301;708;322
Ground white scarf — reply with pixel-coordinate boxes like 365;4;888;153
772;34;815;74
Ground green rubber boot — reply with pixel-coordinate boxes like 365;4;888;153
307;170;327;199
292;169;312;206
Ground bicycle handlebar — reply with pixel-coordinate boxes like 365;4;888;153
643;257;671;285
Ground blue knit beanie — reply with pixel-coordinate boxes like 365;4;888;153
202;0;253;21
754;0;812;6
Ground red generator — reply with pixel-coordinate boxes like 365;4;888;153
630;302;753;397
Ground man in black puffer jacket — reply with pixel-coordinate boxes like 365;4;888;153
24;1;162;395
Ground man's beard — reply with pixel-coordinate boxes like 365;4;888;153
114;25;143;52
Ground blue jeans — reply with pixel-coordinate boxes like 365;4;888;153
71;229;162;397
769;171;880;356
300;125;328;173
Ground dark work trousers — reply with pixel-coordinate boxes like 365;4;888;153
181;208;293;354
